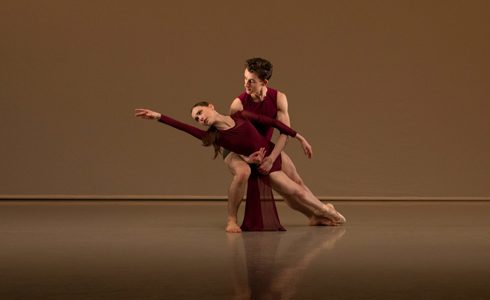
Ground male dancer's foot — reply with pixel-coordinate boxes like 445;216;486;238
226;219;242;233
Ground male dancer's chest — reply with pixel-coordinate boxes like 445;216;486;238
243;97;277;119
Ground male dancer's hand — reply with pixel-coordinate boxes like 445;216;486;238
295;134;313;159
258;157;274;174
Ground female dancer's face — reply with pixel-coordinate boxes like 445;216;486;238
191;105;215;126
244;68;267;95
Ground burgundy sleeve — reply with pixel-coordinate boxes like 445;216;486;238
158;115;206;140
240;111;297;137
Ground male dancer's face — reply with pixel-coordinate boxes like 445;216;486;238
243;68;267;97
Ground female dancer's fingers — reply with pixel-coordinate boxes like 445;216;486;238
135;108;156;117
134;109;149;117
136;113;150;118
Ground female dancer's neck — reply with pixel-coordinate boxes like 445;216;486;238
213;114;235;130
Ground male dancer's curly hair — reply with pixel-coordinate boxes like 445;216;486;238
245;57;273;81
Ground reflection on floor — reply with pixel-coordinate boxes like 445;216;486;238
0;201;489;300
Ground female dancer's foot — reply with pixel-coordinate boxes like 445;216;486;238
314;203;346;224
309;215;337;226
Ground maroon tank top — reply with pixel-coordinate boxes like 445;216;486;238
238;87;278;141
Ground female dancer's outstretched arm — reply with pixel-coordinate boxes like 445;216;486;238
136;108;312;159
135;108;207;140
135;108;267;163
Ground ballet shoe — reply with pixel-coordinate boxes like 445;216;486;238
309;215;337;226
314;203;346;224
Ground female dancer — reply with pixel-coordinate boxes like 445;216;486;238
135;102;346;231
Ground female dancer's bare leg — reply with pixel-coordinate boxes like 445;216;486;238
224;152;343;230
269;171;346;224
279;152;336;225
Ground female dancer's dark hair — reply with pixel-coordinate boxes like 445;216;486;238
192;101;221;158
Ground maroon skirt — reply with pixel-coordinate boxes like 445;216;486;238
240;153;285;231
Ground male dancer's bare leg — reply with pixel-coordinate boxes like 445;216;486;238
279;152;336;225
224;152;251;233
269;171;346;224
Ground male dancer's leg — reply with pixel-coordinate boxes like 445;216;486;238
224;152;251;233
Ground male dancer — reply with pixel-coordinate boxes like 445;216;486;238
224;58;332;233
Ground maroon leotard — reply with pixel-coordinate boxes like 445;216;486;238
158;110;296;169
158;110;297;231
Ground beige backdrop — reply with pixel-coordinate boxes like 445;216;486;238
1;1;489;199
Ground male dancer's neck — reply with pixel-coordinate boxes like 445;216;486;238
251;86;268;102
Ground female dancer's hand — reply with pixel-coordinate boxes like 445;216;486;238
295;134;313;159
134;108;161;120
242;148;266;164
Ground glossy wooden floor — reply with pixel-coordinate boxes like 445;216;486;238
1;201;489;300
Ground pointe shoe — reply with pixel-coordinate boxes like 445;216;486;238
326;203;347;224
315;203;346;224
335;211;347;224
309;215;337;226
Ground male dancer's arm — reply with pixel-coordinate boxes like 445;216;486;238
241;110;312;158
258;92;290;173
229;98;243;115
230;96;306;166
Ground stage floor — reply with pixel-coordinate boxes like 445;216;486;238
1;201;489;300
